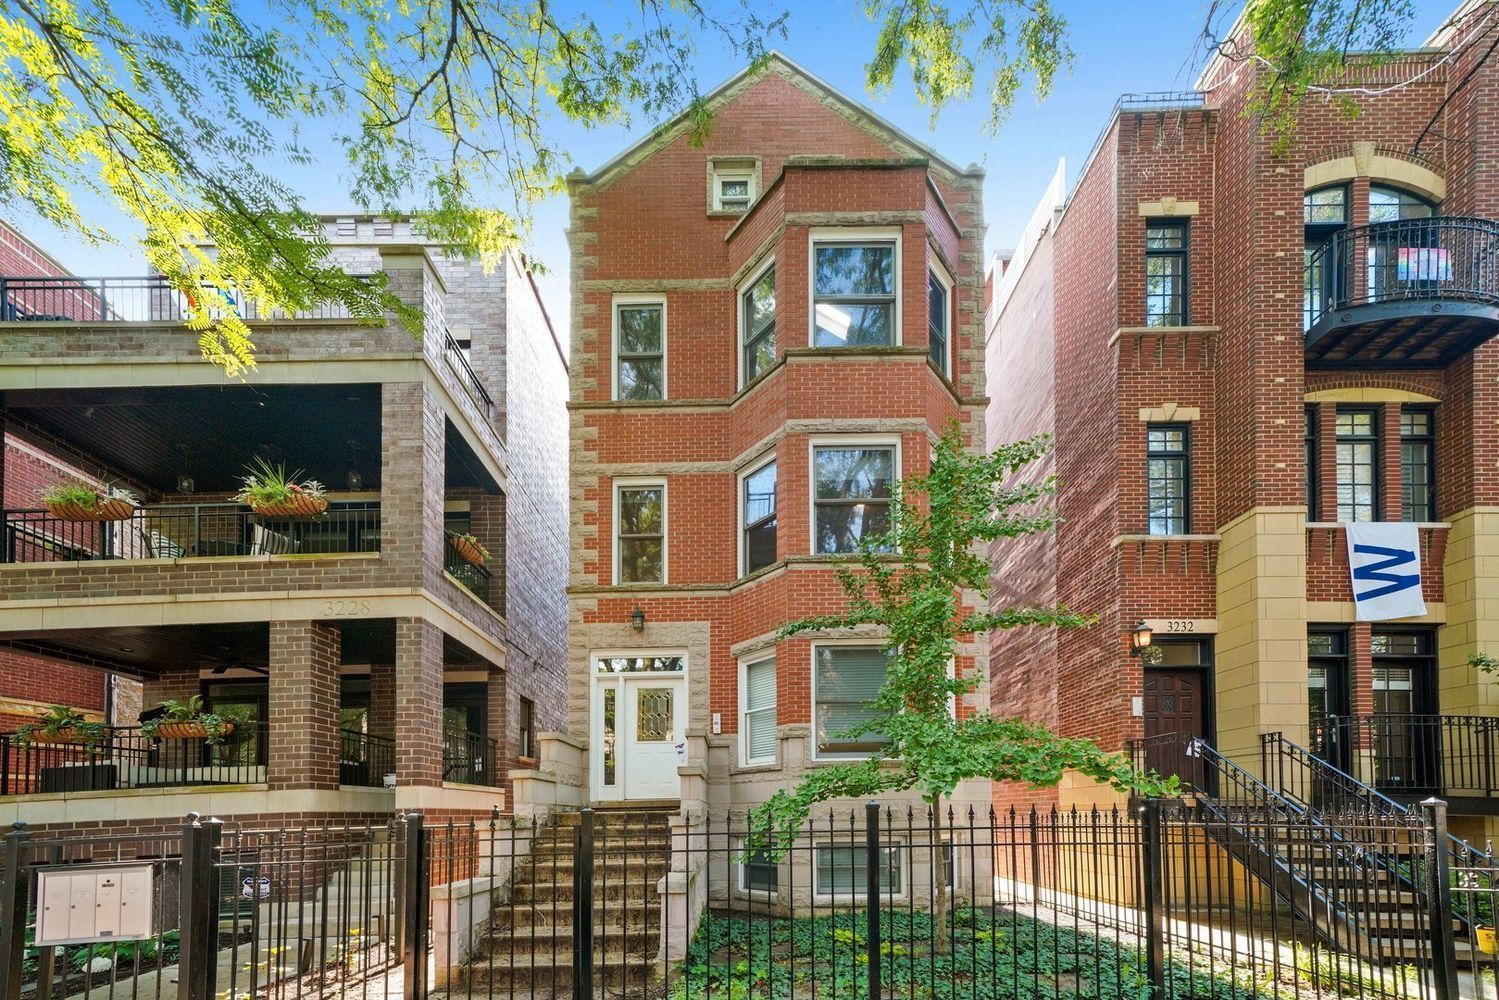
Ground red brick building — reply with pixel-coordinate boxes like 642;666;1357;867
559;54;989;849
0;218;569;833
987;1;1499;830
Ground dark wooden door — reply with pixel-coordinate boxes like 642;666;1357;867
1142;669;1210;789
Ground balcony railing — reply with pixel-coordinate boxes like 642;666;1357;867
442;728;500;786
1312;713;1499;799
1305;216;1499;330
0;722;268;795
443;536;492;601
443;331;493;418
1;501;380;563
0;274;361;323
339;729;395;788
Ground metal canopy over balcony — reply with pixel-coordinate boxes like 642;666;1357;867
1304;216;1499;367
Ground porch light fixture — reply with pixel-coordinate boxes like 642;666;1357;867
176;474;195;494
1129;620;1153;656
347;469;364;491
630;607;646;632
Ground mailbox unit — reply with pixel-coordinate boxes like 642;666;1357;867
35;864;157;945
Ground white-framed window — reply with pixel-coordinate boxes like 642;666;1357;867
614;479;666;584
814;843;903;897
740;456;777;575
812;643;893;760
740;258;776;386
810;437;898;555
809;228;902;348
927;259;952;377
711;163;758;213
612;297;666;401
739;842;779;894
740;655;777;766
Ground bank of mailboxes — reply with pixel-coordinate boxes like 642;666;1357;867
35;864;156;946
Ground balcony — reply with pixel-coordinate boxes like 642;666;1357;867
442;728;500;786
2;501;381;563
1304;216;1499;367
0;274;359;323
1312;714;1499;811
0;723;269;794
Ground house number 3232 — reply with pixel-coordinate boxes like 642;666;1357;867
322;600;372;617
1162;620;1195;633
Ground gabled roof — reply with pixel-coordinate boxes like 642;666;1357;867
574;51;976;188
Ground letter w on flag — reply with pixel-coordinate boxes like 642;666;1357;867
1345;522;1427;622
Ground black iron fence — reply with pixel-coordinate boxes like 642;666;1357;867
340;730;396;789
1;501;382;563
1311;714;1499;799
0;274;361;323
442;729;500;787
0;800;1475;1000
0;723;269;796
1305;216;1499;330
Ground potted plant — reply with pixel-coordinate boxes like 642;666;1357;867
14;705;107;747
231;458;327;517
448;531;490;566
139;696;235;745
41;481;138;522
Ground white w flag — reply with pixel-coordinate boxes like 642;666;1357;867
1346;521;1427;622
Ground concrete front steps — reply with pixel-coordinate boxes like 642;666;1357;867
453;806;675;994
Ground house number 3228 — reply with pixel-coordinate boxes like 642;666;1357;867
322;600;372;617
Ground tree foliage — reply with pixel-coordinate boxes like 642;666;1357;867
746;426;1177;851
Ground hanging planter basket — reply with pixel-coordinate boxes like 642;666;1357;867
249;495;328;518
26;728;92;746
47;498;136;522
153;720;234;741
450;535;487;566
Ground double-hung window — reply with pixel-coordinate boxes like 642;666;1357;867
742;459;777;574
711;163;757;213
815;844;901;896
812;445;894;554
616;482;665;583
928;266;951;377
812;241;896;347
1146;424;1189;535
1400;407;1435;522
1335;408;1379;522
740;846;778;893
813;645;892;758
615;301;664;400
1145;220;1188;326
742;264;776;385
741;656;777;766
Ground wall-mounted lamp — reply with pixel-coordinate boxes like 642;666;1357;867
347;469;365;492
630;607;646;632
1129;620;1154;657
176;474;195;494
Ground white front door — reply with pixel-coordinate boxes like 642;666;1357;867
593;655;686;801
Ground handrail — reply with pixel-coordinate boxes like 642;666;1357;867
0;722;268;795
1312;712;1499;798
1305;215;1499;330
443;330;494;417
0;273;367;323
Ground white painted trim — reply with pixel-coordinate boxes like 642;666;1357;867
737;451;777;577
738;652;778;768
736;255;776;390
588;649;688;802
611;295;668;401
613;478;668;585
807;435;902;557
809;639;891;762
807;227;903;349
926;255;954;378
711;164;759;213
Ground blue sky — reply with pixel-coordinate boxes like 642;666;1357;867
10;1;1454;338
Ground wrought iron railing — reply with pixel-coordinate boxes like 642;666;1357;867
1305;216;1499;329
443;331;494;417
0;274;363;323
1;500;381;563
0;722;268;795
443;536;492;601
1310;713;1499;798
340;729;395;788
442;728;499;786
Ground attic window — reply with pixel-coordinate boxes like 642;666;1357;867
711;161;758;214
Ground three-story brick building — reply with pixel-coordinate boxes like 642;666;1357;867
0;218;569;833
559;54;989;848
987;0;1499;837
